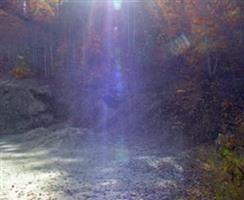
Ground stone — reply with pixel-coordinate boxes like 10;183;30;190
0;79;56;134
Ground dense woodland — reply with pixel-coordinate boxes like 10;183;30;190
0;0;243;199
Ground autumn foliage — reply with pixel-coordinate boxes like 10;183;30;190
0;2;243;198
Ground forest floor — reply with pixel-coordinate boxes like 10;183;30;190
0;124;188;200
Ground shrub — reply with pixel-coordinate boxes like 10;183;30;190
10;56;31;79
10;67;31;79
192;134;244;200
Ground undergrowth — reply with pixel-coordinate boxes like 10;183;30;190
187;133;244;200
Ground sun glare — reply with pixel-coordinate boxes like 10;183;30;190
112;0;123;10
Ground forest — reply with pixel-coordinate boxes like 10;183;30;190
0;0;243;199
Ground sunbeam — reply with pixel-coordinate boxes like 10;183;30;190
112;0;123;10
1;0;242;199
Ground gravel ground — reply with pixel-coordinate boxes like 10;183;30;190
0;125;185;200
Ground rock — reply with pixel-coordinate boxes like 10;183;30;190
0;79;57;134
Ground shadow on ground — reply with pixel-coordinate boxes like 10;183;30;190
0;125;186;200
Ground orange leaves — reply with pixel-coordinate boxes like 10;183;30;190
192;17;206;26
26;0;56;23
153;0;242;68
10;67;31;79
165;0;238;52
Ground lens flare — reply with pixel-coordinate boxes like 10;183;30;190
113;0;123;10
